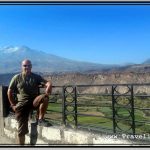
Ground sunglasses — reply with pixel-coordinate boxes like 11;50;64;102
23;65;31;67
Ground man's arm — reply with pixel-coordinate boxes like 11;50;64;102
7;89;16;112
45;81;52;95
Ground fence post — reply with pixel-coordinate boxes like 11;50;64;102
62;86;66;126
0;86;10;136
0;86;4;136
74;86;78;128
62;85;77;128
131;85;135;135
111;85;116;134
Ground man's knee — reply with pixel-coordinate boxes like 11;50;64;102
44;95;49;101
39;94;48;102
42;96;49;104
33;94;48;107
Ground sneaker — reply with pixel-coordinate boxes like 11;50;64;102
38;119;52;127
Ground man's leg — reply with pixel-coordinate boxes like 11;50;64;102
15;104;30;145
33;94;49;120
38;96;49;119
17;135;25;145
33;94;51;126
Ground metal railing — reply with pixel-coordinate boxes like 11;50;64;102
42;84;150;136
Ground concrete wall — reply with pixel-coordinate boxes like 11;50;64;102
3;116;142;146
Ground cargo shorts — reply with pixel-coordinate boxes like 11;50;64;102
15;94;49;136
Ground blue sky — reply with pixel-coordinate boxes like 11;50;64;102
0;4;149;65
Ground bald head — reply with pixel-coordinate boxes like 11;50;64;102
22;59;32;65
21;59;32;75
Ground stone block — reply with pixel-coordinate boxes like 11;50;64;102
10;118;18;129
64;130;89;144
4;128;16;139
41;126;61;141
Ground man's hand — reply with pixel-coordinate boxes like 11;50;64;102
7;89;17;112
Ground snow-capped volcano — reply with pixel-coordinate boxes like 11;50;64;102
0;46;30;54
0;45;115;74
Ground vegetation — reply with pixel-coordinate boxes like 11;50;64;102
46;92;150;135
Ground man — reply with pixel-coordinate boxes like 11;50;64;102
7;59;52;145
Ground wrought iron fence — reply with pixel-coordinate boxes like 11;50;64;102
42;84;150;135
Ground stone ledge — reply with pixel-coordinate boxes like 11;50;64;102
3;116;149;145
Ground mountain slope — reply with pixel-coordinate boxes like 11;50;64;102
143;58;150;64
0;46;118;74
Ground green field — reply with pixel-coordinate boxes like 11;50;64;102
46;95;150;134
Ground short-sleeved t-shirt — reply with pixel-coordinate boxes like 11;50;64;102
8;73;46;102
